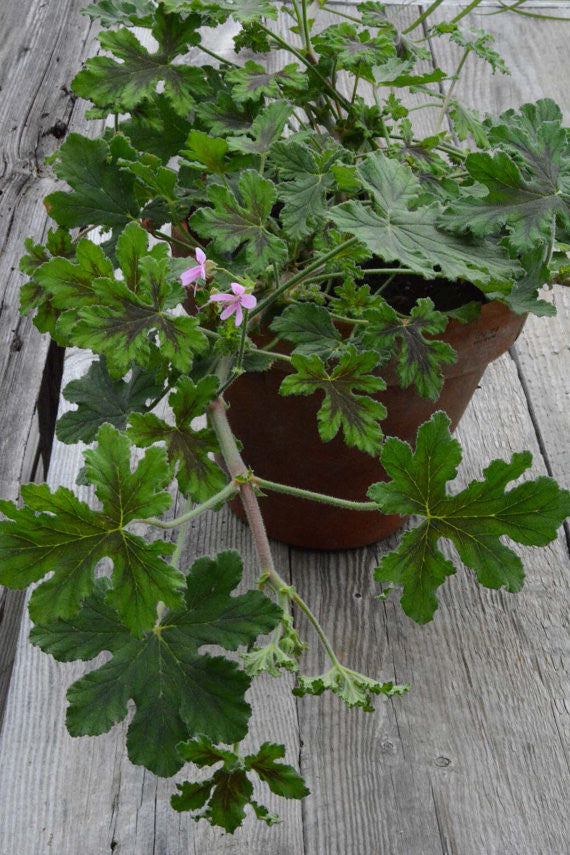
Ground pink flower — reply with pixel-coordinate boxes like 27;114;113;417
180;248;208;294
208;282;257;327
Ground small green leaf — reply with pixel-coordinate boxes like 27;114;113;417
270;303;342;358
293;664;407;711
369;412;570;623
128;376;227;503
182;130;231;175
245;742;310;799
271;139;340;239
361;298;456;400
227;60;306;103
280;346;386;456
173;736;307;831
227;102;292;156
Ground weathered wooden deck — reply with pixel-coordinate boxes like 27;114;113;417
0;2;569;852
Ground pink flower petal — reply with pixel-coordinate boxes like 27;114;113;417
230;282;246;296
181;266;201;286
220;303;236;321
234;304;244;326
195;247;206;265
240;293;257;310
208;293;235;303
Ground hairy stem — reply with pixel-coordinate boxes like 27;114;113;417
254;476;380;511
402;0;447;33
133;482;239;529
250;237;359;321
208;398;342;668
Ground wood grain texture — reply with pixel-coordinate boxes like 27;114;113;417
0;0;104;733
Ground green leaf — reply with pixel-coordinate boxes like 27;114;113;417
227;60;306;103
44;134;140;228
189;171;287;274
174;0;278;23
173;736;307;831
430;23;508;75
31;552;280;776
82;0;155;26
270;138;340;239
245;742;309;799
330;152;519;288
312;23;395;80
495;248;557;317
372;57;446;88
280;346;386;456
369;412;570;624
443;100;570;254
227;102;292;156
449;103;490;149
182;130;231;175
0;425;181;633
196;92;259;137
33;239;114;312
118;94;192;162
128;376;227;502
361;298;456;400
72;9;207;116
270;303;342;358
293;664;407;711
59;224;206;377
56;358;162;444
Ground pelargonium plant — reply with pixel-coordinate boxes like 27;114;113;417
2;0;570;834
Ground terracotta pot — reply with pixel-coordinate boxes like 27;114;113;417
223;300;526;549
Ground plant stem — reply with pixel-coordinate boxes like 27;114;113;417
329;313;369;326
402;0;447;33
208;398;342;669
257;23;352;114
300;0;314;60
254;476;380;511
133;482;239;528
198;44;239;68
250;237;359;321
450;0;485;24
253;348;292;363
436;48;470;133
150;228;204;255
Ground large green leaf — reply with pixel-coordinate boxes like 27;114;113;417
189;171;287;274
0;425;182;633
82;0;156;26
330;152;518;287
442;100;570;253
30;552;282;777
56;358;163;444
44;134;140;228
128;375;227;502
312;23;395;80
280;346;386;455
369;412;570;624
360;298;456;400
73;8;208;115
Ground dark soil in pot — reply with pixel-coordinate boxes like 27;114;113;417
223;275;527;549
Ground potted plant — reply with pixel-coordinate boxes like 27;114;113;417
1;0;569;833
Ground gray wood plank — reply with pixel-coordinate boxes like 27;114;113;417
291;7;570;854
0;0;104;732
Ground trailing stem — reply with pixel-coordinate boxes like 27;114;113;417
207;397;344;669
